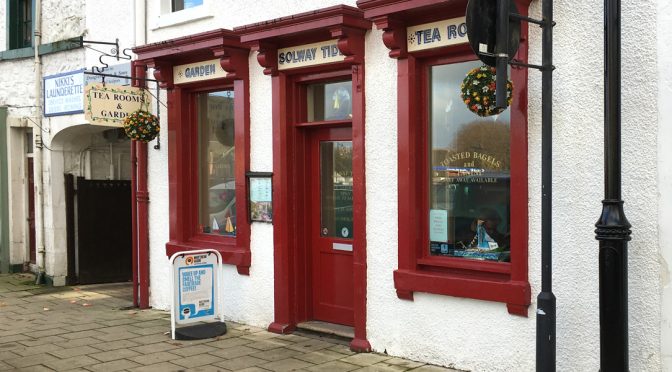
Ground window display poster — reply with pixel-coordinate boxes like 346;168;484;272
430;209;448;242
249;176;272;222
173;253;217;324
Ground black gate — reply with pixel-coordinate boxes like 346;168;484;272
76;177;132;284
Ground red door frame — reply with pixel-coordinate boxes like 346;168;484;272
237;5;372;352
266;64;369;352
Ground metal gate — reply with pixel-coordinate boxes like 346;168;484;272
75;177;132;284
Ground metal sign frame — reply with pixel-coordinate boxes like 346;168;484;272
169;249;224;340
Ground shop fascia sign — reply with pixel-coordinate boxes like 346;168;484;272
43;63;132;117
84;83;151;127
407;17;468;52
173;59;228;85
277;39;345;71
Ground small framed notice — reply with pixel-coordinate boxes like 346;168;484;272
247;172;273;223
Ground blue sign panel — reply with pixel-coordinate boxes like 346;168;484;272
43;69;85;117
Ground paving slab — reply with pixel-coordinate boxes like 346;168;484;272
0;273;459;372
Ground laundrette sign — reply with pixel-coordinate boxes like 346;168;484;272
44;69;86;116
407;17;468;52
277;40;345;71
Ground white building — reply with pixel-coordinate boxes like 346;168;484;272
1;0;671;371
0;0;136;286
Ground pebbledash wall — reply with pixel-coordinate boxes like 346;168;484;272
142;1;671;371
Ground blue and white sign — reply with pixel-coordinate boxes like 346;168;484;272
85;63;132;86
172;251;220;325
178;264;214;321
43;69;85;116
170;249;224;339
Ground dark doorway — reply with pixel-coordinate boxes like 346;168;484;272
76;177;132;284
27;158;35;264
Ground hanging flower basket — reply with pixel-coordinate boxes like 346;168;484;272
122;110;160;142
460;65;514;117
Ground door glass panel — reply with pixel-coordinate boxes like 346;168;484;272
197;90;236;236
307;81;352;121
320;141;353;239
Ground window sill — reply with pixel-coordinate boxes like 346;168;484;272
393;268;530;316
151;6;213;31
166;239;251;275
0;46;33;60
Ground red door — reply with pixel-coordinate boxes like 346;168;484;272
308;127;354;326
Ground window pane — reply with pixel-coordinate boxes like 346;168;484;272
429;61;511;262
21;0;32;47
307;81;352;121
172;0;203;12
198;90;236;236
320;141;353;239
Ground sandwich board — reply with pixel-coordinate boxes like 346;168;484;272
169;249;227;340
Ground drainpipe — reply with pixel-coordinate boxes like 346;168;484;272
133;0;149;309
33;0;46;284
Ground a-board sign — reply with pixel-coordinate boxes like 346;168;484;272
172;251;219;324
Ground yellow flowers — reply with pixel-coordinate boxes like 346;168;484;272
123;110;160;142
460;65;514;117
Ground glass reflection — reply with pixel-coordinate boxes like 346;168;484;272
320;141;353;239
429;61;511;262
307;81;352;121
198;90;236;236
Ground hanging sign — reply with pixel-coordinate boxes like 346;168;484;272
43;69;85;117
85;63;132;86
171;251;220;325
277;40;345;71
173;59;228;85
84;83;150;127
407;17;469;52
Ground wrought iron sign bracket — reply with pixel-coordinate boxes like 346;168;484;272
71;37;134;73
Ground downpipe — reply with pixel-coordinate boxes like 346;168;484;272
33;0;46;285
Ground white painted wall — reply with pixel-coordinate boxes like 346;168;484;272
659;0;672;370
7;127;28;266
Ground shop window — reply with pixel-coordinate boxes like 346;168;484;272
307;81;353;121
428;61;511;262
358;0;532;314
7;0;33;50
171;0;202;12
393;49;529;315
197;90;236;236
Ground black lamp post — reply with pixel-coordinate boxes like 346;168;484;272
595;0;631;370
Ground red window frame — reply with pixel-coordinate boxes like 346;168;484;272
165;78;251;275
359;0;531;315
133;30;252;275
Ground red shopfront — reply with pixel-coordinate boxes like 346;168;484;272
133;30;252;276
359;0;532;315
237;5;372;351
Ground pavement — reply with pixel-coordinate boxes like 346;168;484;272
0;273;458;372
